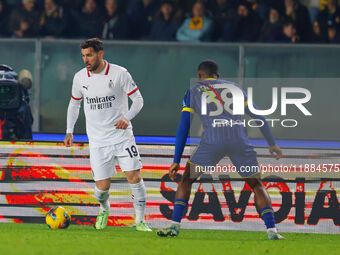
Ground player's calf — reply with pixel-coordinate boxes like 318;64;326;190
246;177;285;240
94;185;110;230
156;163;197;237
128;176;152;231
94;186;110;212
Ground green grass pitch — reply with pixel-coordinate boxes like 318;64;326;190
0;224;339;255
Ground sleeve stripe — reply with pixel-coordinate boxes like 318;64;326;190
71;95;83;100
127;87;139;96
182;107;194;113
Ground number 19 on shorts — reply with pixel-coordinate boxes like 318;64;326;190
125;145;138;158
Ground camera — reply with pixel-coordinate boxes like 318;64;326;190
0;64;33;140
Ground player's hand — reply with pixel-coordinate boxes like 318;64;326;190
115;118;129;129
64;133;73;147
269;145;283;160
169;163;180;181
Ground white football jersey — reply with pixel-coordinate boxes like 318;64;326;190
71;61;139;147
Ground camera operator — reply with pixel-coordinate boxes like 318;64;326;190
0;65;33;140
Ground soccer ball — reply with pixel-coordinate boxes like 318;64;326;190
46;206;71;229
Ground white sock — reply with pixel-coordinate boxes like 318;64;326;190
267;227;278;233
130;179;146;224
94;186;110;211
171;221;180;226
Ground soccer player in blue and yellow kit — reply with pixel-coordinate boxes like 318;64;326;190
157;60;285;240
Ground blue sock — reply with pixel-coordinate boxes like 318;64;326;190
172;199;188;223
260;207;275;229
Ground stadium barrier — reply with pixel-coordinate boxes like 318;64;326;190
0;140;339;233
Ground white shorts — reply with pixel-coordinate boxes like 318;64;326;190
89;138;142;181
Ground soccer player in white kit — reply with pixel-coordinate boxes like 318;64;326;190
64;38;151;231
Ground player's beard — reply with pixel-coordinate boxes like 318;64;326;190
88;57;101;72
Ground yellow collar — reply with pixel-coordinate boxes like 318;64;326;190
203;78;217;81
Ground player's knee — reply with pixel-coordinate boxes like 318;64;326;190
130;176;141;184
180;173;195;186
126;173;141;184
95;179;111;191
180;163;196;184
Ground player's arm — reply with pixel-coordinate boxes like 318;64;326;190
65;75;83;147
170;91;194;180
115;71;144;129
245;103;282;160
115;88;143;129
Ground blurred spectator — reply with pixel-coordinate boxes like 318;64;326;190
246;0;268;20
60;0;91;10
0;0;11;37
262;0;285;12
259;7;283;42
102;0;130;40
181;0;208;15
316;0;340;39
8;0;41;38
128;0;161;39
311;20;327;42
176;1;213;42
328;23;340;42
208;0;235;40
284;0;312;42
320;0;329;11
166;0;184;22
37;0;106;10
1;0;339;44
39;0;69;38
71;0;105;38
149;0;181;41
226;1;262;42
269;19;300;42
303;0;319;23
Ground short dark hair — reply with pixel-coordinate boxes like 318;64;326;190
161;0;174;7
283;19;295;28
80;38;103;52
198;60;219;76
238;0;251;10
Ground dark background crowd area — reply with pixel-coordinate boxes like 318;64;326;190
0;0;339;43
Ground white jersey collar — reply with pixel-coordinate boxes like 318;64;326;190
87;61;110;77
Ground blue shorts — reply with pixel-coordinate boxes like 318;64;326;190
189;141;259;178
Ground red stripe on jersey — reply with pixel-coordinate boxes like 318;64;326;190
72;95;83;100
201;83;223;106
127;88;138;96
105;62;110;75
87;71;91;77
